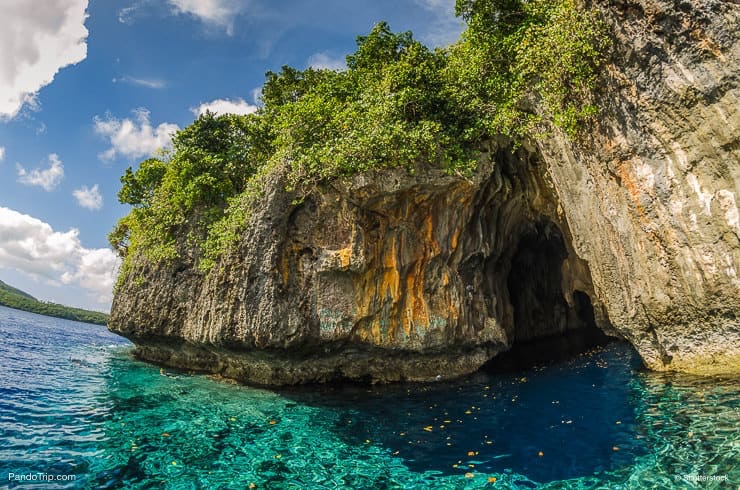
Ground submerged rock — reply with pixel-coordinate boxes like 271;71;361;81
109;0;739;383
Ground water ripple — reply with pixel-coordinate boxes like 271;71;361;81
0;305;738;489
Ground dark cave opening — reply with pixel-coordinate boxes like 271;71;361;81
484;218;611;372
507;219;570;343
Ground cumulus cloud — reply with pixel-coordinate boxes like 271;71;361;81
17;153;65;191
0;146;5;161
94;108;179;161
113;76;166;89
307;52;346;71
167;0;246;34
60;247;118;303
73;184;103;210
191;98;258;116
0;207;118;305
0;0;88;119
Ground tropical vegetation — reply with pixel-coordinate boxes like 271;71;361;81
110;0;608;281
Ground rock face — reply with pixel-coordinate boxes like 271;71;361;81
111;142;609;384
537;0;739;375
109;0;739;383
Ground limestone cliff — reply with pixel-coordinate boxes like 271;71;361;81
109;0;739;383
111;141;607;384
537;0;739;374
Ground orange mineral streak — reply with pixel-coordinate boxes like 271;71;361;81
338;247;352;269
351;190;470;345
371;319;380;342
280;253;290;286
617;161;648;223
690;28;725;60
401;307;413;337
425;213;440;255
401;261;431;336
353;227;401;344
380;235;401;301
279;243;300;286
450;227;460;250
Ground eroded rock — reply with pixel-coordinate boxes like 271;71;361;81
534;0;740;374
111;142;607;384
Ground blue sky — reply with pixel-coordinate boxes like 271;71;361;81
0;0;463;311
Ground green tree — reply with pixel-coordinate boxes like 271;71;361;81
450;0;608;137
346;21;414;71
118;158;167;207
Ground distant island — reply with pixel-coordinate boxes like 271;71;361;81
0;279;108;326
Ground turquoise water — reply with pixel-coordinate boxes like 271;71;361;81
0;304;737;489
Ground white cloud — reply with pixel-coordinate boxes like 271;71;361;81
113;76;166;89
191;98;258;117
117;5;137;24
250;87;263;105
17;153;64;191
167;0;245;35
307;52;346;71
73;184;103;210
415;0;450;8
0;207;119;305
94;108;179;161
413;0;464;47
0;147;5;161
0;0;88;119
60;247;118;302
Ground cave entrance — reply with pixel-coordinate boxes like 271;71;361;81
485;217;611;372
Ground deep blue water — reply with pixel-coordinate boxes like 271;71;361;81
0;304;738;489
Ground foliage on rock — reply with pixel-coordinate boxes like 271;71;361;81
451;0;609;137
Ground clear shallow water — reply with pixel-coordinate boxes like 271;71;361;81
0;304;737;489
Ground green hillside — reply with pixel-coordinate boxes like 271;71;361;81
0;279;36;301
0;279;109;326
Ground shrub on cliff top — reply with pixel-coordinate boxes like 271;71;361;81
450;0;608;137
264;21;479;188
110;0;607;278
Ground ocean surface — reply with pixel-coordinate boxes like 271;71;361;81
0;304;737;489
